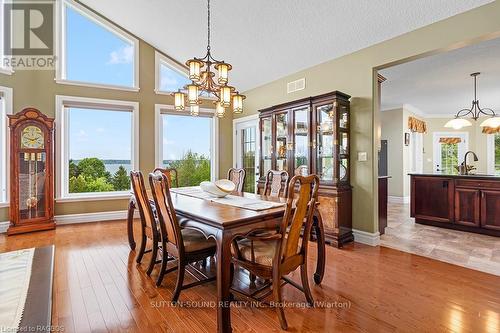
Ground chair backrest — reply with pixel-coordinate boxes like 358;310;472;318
263;170;289;198
130;171;158;240
149;172;184;254
153;167;179;188
279;174;319;262
227;168;246;192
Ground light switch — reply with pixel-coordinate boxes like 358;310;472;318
358;152;367;161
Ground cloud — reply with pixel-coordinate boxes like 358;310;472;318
95;127;105;133
108;45;134;65
75;130;88;142
163;138;175;145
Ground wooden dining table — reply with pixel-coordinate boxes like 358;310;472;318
126;187;326;333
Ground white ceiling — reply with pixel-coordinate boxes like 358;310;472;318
380;37;500;116
79;0;492;92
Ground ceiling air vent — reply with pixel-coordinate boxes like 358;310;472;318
287;78;305;94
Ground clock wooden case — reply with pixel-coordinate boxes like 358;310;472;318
8;108;55;235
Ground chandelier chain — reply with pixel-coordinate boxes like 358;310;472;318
207;0;211;51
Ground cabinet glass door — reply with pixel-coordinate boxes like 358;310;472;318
261;117;272;175
316;104;334;181
275;112;289;172
293;107;309;174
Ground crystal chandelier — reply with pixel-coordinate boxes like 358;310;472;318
173;0;245;117
445;72;500;129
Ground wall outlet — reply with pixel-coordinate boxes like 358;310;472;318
358;152;368;161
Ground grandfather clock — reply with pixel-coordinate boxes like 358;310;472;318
8;108;55;235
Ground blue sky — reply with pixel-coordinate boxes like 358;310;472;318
162;115;211;161
66;5;207;162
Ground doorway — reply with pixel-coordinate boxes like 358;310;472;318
233;117;259;193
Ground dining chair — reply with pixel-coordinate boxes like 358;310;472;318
231;174;320;330
130;171;162;275
153;167;179;188
149;172;217;299
227;167;246;192
263;170;289;197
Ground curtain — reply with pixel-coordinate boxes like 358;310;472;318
408;116;427;133
439;137;462;144
482;127;500;134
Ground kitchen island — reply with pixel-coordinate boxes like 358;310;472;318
410;173;500;236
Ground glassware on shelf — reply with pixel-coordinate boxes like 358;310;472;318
275;113;288;171
316;104;335;181
340;132;349;155
294;107;309;170
339;104;349;128
261;117;272;174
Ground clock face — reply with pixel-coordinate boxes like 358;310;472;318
21;126;44;149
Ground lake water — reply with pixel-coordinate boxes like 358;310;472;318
104;163;132;175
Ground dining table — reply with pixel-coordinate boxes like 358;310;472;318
126;187;326;333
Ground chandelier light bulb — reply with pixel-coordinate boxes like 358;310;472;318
190;104;200;117
187;84;199;105
173;90;185;111
232;93;245;114
215;63;230;84
215;101;225;118
220;86;232;107
187;59;203;82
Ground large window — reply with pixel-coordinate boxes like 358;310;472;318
56;96;139;200
57;0;138;90
0;86;12;205
155;106;218;186
155;52;190;94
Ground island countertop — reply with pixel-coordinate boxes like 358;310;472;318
409;173;500;180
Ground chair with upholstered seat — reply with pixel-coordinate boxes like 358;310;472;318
231;174;320;330
153;167;178;187
227;168;246;192
149;172;217;299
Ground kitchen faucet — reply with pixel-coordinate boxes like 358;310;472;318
460;151;478;175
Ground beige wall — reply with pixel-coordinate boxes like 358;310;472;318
238;1;500;233
0;33;233;219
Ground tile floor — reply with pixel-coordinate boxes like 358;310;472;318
380;202;500;276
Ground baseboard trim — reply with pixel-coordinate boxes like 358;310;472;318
55;210;133;225
0;221;9;233
388;196;409;204
1;210;137;233
353;229;380;246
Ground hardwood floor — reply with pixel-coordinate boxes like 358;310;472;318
1;220;499;333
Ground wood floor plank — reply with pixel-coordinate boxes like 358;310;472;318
1;220;499;333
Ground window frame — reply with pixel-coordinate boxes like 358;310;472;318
0;0;13;75
55;0;140;91
55;95;139;201
487;133;500;175
0;85;13;207
154;51;190;95
154;104;219;182
432;132;469;173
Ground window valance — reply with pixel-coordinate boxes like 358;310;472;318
482;126;500;134
408;116;427;133
439;137;462;144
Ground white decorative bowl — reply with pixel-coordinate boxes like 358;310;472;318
215;179;236;193
200;181;231;198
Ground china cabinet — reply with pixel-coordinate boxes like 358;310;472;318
258;91;352;247
8;108;55;235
